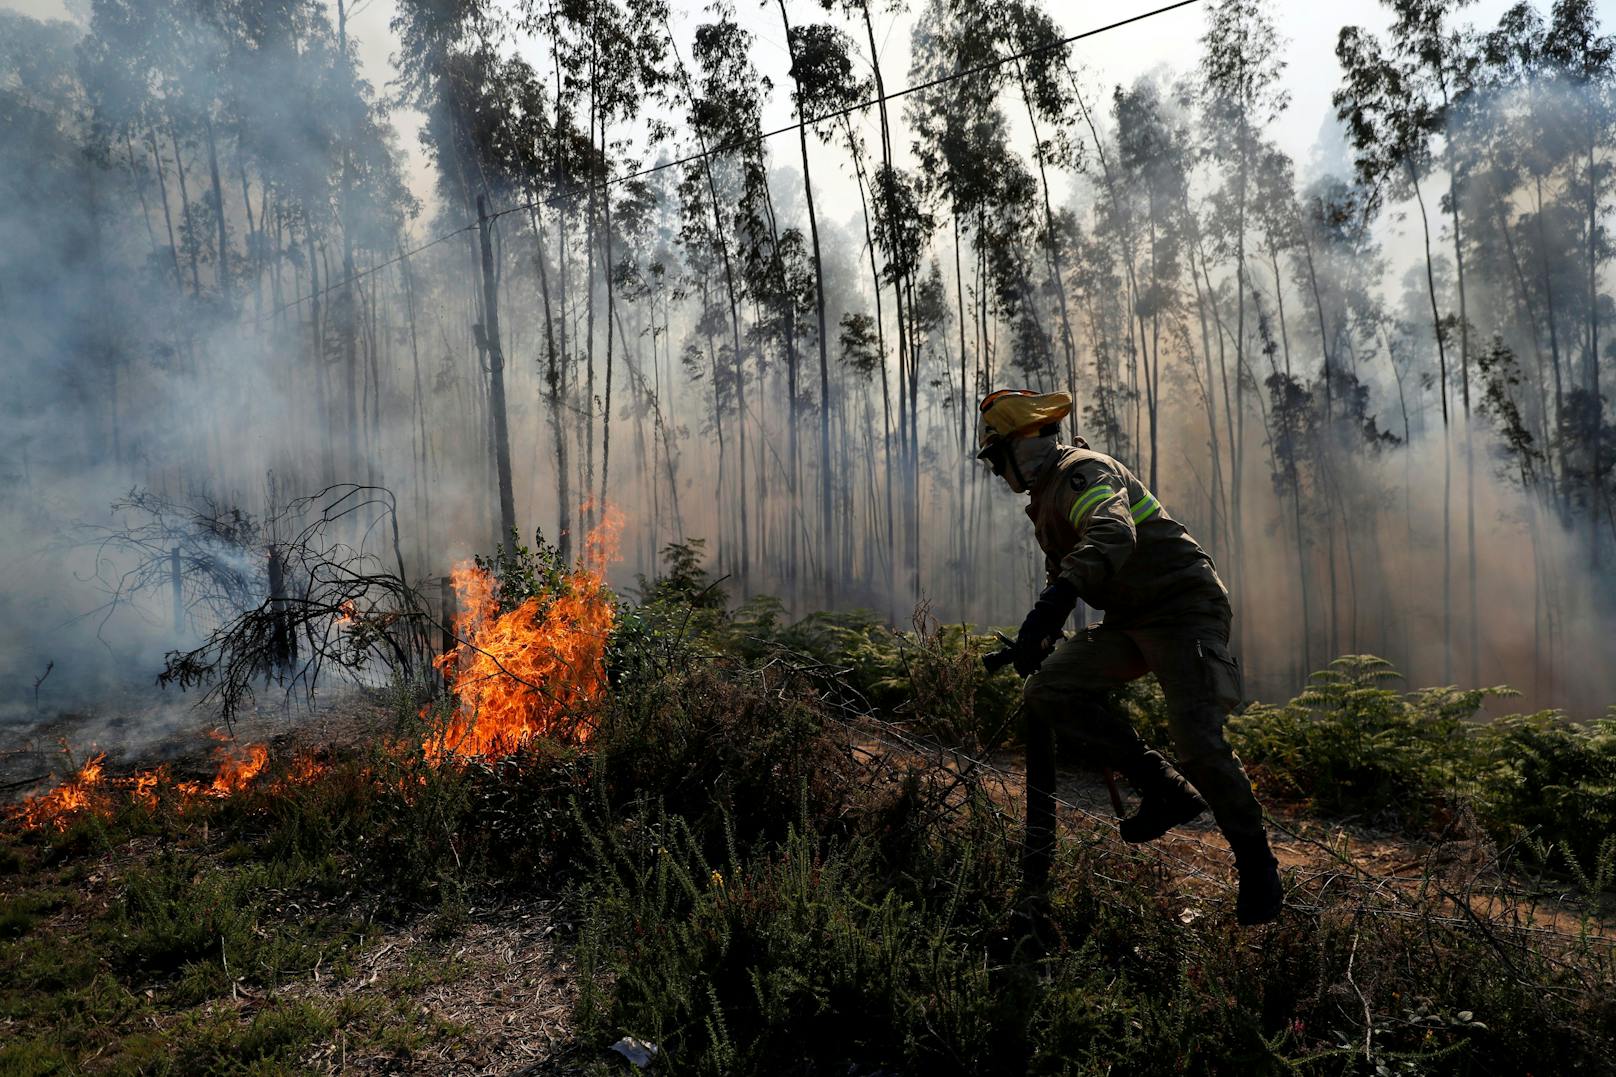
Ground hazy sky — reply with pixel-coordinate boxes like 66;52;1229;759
6;0;1552;229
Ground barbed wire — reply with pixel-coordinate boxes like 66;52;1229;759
745;642;1616;953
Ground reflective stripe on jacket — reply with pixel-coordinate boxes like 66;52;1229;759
1026;444;1230;626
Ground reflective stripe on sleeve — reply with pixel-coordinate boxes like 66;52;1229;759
1130;492;1161;524
1067;484;1115;528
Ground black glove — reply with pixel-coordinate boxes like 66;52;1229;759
1012;579;1078;676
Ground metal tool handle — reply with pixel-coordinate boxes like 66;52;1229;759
981;630;1064;674
982;630;1018;672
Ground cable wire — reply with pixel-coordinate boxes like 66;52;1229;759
255;0;1203;323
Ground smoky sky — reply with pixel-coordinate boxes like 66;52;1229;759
2;0;1614;744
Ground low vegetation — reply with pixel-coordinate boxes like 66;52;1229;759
3;558;1614;1074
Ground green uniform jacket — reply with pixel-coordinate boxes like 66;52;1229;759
1027;444;1230;627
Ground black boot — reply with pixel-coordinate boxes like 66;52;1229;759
1231;836;1283;926
1117;751;1208;844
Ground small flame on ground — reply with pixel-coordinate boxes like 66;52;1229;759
8;503;624;828
15;753;109;831
10;739;285;832
426;504;623;761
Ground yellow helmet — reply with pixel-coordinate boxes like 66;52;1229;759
975;389;1072;460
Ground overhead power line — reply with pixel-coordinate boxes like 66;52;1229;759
258;0;1202;323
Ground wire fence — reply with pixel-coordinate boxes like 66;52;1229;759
732;637;1616;978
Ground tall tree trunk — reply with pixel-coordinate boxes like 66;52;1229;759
236;152;262;321
169;123;201;296
669;26;750;584
600;133;616;516
1410;165;1454;681
583;56;599;536
399;238;431;573
860;0;913;608
1014;59;1078;401
203;115;230;300
527;197;571;561
1587;121;1602;568
1441;97;1478;685
147;128;183;290
778;0;835;598
845;118;895;602
477;194;517;558
305;226;333;484
1534;176;1569;515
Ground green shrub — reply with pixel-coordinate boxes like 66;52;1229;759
106;851;362;994
1471;711;1616;879
170;999;335;1075
593;660;867;859
1227;656;1509;825
1219;656;1616;876
576;799;1041;1075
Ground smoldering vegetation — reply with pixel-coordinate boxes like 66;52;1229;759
2;0;1616;730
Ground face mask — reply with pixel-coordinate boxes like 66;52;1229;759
1008;434;1057;492
985;434;1056;494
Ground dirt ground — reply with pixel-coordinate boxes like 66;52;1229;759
968;743;1616;944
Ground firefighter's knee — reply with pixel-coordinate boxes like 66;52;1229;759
1166;705;1234;765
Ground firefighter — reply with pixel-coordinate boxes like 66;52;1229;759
977;388;1283;926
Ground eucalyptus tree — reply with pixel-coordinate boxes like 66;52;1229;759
999;1;1080;400
1063;65;1147;472
1199;0;1288;658
531;0;661;536
1337;14;1464;678
1068;219;1134;459
391;0;526;552
677;9;772;584
908;0;1059;395
1480;3;1575;510
80;0;408;488
1231;144;1304;559
479;44;575;560
1542;0;1616;566
740;212;815;586
4;12;137;470
79;0;234;304
551;0;669;520
1111;77;1190;493
835;107;898;578
778;15;865;595
1299;176;1402;664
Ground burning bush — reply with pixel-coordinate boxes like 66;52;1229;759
425;506;624;761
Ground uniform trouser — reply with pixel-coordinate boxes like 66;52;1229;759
1022;612;1266;846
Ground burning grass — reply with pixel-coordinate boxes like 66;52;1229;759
10;737;277;833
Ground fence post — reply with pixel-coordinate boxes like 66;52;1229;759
1022;712;1056;912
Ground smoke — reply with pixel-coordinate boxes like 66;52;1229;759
2;0;1614;763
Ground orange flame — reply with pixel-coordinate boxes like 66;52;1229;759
15;753;109;831
426;504;623;761
206;743;270;796
6;507;624;829
9;739;284;832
